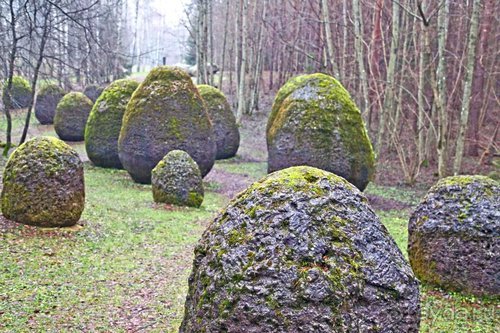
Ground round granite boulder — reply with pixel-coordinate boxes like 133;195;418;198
2;75;32;109
118;66;216;184
54;92;93;141
35;84;65;124
152;150;204;207
198;84;239;159
180;166;420;332
1;137;85;227
409;175;499;296
83;84;104;103
267;73;375;191
85;79;139;168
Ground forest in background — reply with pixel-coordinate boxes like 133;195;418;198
1;0;499;184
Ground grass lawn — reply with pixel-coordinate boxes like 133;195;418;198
0;109;497;332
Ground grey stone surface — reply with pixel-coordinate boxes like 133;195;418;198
409;175;500;296
180;166;420;332
152;150;204;207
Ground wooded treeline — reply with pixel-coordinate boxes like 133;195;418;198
188;0;499;182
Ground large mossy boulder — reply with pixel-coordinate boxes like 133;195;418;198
35;84;65;124
118;66;216;184
198;84;239;159
152;150;204;207
54;92;93;141
409;175;499;296
85;79;139;168
1;137;85;227
267;73;375;191
83;84;105;103
180;166;420;332
2;76;32;109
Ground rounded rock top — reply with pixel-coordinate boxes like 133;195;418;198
409;175;499;296
118;66;216;184
180;166;420;332
152;150;204;207
1;136;85;227
266;73;375;191
54;92;94;141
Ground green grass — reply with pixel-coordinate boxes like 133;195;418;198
214;159;267;180
0;164;225;332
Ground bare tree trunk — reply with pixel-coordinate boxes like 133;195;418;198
218;0;230;90
352;0;369;120
235;0;248;123
453;0;481;174
320;0;339;77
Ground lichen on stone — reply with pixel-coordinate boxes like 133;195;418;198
118;66;216;184
54;92;93;141
408;175;499;296
85;79;139;168
180;166;420;332
197;84;240;159
266;73;375;191
2;75;32;109
1;136;85;227
151;150;204;207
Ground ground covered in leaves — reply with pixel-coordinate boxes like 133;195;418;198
0;105;498;332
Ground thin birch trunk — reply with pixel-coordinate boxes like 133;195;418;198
236;0;248;124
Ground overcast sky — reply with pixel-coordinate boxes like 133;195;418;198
152;0;189;27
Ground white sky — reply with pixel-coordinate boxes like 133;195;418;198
151;0;189;27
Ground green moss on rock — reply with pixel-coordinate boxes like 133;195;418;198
85;79;139;168
180;166;420;332
1;136;85;227
197;84;240;159
266;73;375;191
54;92;93;141
2;75;32;109
35;84;65;124
118;66;216;184
151;150;204;207
408;175;499;296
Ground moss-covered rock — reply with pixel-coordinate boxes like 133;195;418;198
197;84;239;159
266;73;375;191
83;84;105;103
152;150;204;207
1;137;85;227
118;66;216;184
85;79;139;168
180;166;420;332
54;92;93;141
2;76;32;109
409;175;499;296
35;84;65;124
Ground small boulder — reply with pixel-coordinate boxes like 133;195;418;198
1;137;85;227
180;166;420;332
198;84;240;159
2;76;32;109
118;66;216;184
35;84;65;124
267;73;375;191
152;150;204;207
83;84;105;103
54;92;93;141
409;175;499;296
85;79;139;168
